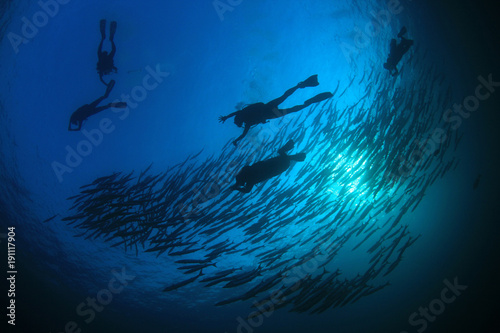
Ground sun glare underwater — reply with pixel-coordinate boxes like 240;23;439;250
1;0;499;333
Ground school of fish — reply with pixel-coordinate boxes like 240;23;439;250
63;52;462;317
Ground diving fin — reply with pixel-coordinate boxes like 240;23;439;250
304;92;333;106
298;74;319;88
104;80;116;98
100;19;106;39
289;153;306;162
278;139;295;155
110;21;117;41
397;26;407;38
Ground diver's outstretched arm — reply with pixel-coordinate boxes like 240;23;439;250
68;120;82;131
219;111;239;123
229;184;240;192
109;41;116;58
231;184;252;193
241;184;253;193
233;125;250;146
235;187;251;193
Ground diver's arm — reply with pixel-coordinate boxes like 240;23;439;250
229;184;242;192
110;42;116;58
219;111;238;123
233;188;250;193
240;184;253;193
68;121;82;131
231;185;251;193
233;125;250;146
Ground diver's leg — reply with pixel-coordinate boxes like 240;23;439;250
401;38;414;50
278;140;295;156
88;103;115;117
267;75;319;108
99;75;109;86
91;104;111;116
103;80;116;98
394;40;413;64
265;107;287;119
90;101;126;117
273;105;307;118
88;106;106;117
267;85;300;109
277;92;333;117
88;97;107;111
304;92;333;106
88;81;114;109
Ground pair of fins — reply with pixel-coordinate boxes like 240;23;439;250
299;74;334;105
100;19;117;41
278;139;306;161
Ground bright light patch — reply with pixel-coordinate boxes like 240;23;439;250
328;150;373;201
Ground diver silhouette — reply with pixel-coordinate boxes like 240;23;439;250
97;19;118;86
230;139;306;193
383;27;414;77
219;75;333;146
68;80;127;131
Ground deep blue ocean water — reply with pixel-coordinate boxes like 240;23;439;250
1;1;499;333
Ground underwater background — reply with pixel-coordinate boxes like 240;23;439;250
1;0;499;332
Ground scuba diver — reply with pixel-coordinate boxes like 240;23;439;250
97;19;118;85
230;139;306;193
383;27;414;77
68;80;127;131
219;75;333;146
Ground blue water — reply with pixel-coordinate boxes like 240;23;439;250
1;0;499;332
